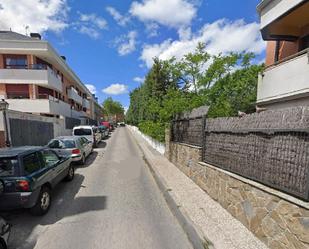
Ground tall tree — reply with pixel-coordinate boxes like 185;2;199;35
102;97;124;120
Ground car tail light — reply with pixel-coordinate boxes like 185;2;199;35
16;180;30;192
72;148;81;154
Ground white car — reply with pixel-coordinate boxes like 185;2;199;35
73;126;101;147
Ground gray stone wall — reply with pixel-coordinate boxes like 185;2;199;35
166;133;309;249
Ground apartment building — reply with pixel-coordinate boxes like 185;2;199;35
0;31;103;124
257;0;309;109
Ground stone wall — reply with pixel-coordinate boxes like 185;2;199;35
165;130;309;249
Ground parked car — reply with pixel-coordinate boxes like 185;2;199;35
0;146;74;215
73;126;101;147
0;182;10;249
119;122;126;127
0;216;10;249
47;136;92;165
101;121;112;132
98;125;109;139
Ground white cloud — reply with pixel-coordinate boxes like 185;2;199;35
79;13;108;29
102;84;129;95
141;19;266;68
146;22;159;37
85;84;97;94
133;77;145;83
76;12;107;39
0;0;68;34
79;26;100;39
130;0;197;28
117;31;138;56
106;6;130;26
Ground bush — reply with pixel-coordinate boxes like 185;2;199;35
138;121;166;143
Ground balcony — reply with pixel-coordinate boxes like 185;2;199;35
82;98;90;109
6;97;85;119
67;87;83;104
257;49;309;104
258;0;309;40
0;65;63;92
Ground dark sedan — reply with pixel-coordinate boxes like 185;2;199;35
0;146;73;215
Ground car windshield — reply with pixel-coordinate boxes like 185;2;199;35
62;140;76;148
0;157;18;177
48;139;76;149
74;128;92;136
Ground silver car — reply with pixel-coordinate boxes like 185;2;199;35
47;136;93;165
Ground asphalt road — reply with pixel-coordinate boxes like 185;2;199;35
2;127;193;249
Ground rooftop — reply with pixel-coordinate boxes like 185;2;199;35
0;31;34;41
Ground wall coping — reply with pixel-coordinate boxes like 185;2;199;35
172;142;202;150
198;162;309;210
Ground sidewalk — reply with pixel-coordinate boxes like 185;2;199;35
128;127;269;249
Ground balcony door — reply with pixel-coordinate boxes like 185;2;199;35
4;55;27;69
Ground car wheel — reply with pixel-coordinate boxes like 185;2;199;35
79;154;86;165
30;186;51;216
65;165;75;181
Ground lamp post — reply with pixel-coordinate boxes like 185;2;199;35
0;99;10;147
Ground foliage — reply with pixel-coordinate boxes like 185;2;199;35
138;121;166;143
102;97;124;119
206;64;263;118
126;43;263;142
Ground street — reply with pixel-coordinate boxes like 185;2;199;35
1;127;192;249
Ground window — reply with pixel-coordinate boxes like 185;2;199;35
48;140;62;149
74;128;92;136
40;150;59;167
62;140;76;148
6;84;30;99
80;137;89;145
23;153;41;174
5;56;27;69
0;157;18;176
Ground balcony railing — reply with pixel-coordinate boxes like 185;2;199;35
82;98;90;109
0;66;63;92
257;48;309;104
68;87;83;104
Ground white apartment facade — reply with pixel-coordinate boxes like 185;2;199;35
0;31;103;124
257;0;309;109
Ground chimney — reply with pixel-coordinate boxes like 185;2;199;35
30;33;41;40
61;56;66;61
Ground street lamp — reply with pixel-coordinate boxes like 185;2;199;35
0;99;10;147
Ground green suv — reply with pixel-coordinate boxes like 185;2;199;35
0;146;73;215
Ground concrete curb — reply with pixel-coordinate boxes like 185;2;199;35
128;128;213;249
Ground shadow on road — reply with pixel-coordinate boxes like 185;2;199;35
1;173;107;249
97;141;107;149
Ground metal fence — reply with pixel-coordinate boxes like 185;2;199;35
170;106;309;201
171;117;204;147
10;119;54;146
203;131;309;201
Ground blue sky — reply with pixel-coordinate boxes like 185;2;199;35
0;0;265;110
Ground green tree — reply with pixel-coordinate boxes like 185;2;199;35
126;43;263;142
102;97;124;120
